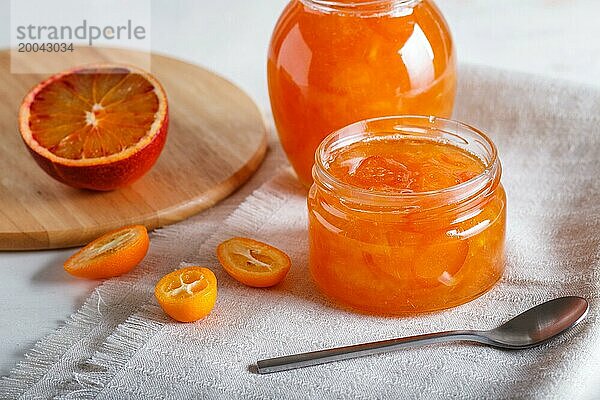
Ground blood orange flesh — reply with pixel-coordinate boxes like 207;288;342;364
19;64;168;191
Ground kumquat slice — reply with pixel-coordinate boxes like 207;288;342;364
155;266;217;322
63;225;149;279
216;237;291;288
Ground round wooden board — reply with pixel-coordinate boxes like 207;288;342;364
0;48;267;250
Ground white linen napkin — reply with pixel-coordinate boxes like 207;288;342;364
2;64;599;399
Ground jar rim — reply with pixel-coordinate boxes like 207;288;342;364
299;0;422;15
302;0;419;5
312;115;501;208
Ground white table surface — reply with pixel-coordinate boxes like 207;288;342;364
1;0;599;378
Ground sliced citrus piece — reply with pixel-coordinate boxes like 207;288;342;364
360;228;422;283
155;266;217;322
216;237;291;287
19;64;169;191
64;225;149;279
412;235;469;288
350;155;413;192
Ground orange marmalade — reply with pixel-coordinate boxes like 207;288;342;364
308;116;506;314
268;0;456;185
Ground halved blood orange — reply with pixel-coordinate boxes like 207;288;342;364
18;64;168;191
64;225;149;279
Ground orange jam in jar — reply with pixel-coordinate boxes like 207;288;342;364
308;116;506;314
268;0;456;185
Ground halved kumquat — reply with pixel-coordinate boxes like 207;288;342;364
63;225;149;279
216;237;291;287
155;266;217;322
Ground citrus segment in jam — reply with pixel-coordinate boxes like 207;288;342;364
326;138;485;192
412;235;469;288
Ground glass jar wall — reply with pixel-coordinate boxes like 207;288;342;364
268;0;456;185
308;116;506;315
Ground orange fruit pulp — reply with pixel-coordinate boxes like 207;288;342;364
155;266;218;323
63;225;149;279
19;64;169;191
308;138;506;314
268;0;456;185
216;237;291;287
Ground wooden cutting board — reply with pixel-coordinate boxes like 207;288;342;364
0;48;268;250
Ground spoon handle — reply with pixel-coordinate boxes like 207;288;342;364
256;330;479;374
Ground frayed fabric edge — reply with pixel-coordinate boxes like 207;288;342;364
0;220;210;400
60;169;301;399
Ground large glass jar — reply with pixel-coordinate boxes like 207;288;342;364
268;0;456;185
308;116;506;315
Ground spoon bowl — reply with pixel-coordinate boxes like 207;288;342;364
257;296;589;374
481;296;589;349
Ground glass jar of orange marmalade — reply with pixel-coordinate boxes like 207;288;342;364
268;0;456;185
308;116;506;315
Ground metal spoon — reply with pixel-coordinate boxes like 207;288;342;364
256;296;589;374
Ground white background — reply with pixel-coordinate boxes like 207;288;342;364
0;0;599;376
10;0;152;72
